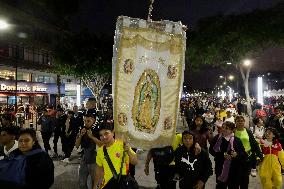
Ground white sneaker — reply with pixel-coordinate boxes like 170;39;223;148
61;158;70;163
251;169;257;177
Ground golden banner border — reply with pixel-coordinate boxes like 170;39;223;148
114;26;185;149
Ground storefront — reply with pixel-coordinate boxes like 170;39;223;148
0;80;65;108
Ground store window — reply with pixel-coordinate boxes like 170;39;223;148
17;72;30;81
35;75;55;83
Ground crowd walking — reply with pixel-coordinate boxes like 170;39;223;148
1;96;284;188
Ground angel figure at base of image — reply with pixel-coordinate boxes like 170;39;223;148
164;116;173;130
167;65;177;79
123;59;134;74
137;76;156;130
118;113;127;127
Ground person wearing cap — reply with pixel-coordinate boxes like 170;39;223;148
0;126;18;160
75;112;103;189
175;130;213;189
93;122;138;189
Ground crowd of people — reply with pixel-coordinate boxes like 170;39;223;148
1;95;284;189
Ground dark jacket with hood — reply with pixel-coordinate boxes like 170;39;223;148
0;147;54;189
175;145;213;189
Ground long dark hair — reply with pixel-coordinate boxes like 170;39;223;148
19;128;42;149
191;116;208;134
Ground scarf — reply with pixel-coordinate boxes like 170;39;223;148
213;133;234;183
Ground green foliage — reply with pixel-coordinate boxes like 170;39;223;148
52;31;113;78
187;3;284;69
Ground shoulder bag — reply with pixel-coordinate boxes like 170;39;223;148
102;146;138;189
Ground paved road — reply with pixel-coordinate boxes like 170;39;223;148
49;150;263;189
31;115;280;189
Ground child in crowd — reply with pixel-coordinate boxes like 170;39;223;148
259;127;284;189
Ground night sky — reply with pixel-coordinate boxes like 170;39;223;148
71;0;282;34
71;0;284;90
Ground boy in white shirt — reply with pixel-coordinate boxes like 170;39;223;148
0;126;18;159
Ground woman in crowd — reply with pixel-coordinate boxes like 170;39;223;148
259;127;284;189
189;116;213;150
0;128;54;189
175;130;213;189
19;128;54;189
234;115;263;189
209;121;247;189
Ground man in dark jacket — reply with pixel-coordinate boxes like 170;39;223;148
38;109;55;154
53;108;66;157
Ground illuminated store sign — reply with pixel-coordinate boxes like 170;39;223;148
0;84;47;92
0;81;65;94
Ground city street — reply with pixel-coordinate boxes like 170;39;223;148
34;116;264;189
1;1;284;188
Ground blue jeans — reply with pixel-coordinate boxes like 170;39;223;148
79;161;96;189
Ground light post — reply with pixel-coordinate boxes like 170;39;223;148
257;76;263;105
0;19;9;30
240;59;253;125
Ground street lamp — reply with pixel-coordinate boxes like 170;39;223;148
243;59;252;67
228;75;234;81
0;19;9;30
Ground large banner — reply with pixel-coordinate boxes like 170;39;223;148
113;16;186;149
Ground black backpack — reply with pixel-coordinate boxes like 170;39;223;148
152;146;174;165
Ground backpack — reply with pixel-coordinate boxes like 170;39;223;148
0;149;44;186
152;146;174;166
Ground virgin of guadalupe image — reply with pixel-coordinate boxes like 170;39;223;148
137;75;158;131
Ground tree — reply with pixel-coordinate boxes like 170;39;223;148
187;3;284;121
52;31;113;100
